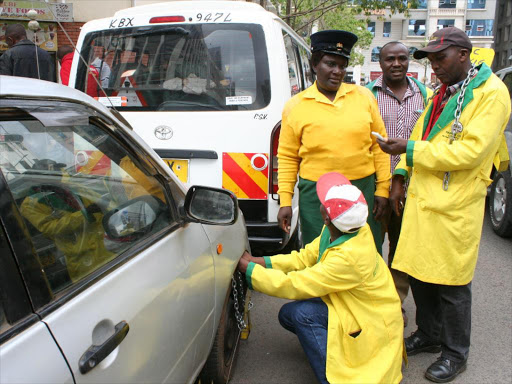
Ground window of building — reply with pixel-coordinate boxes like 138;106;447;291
437;19;455;30
383;22;391;37
465;19;494;36
371;47;381;62
467;0;486;9
408;20;426;36
496;28;501;44
439;0;456;9
412;0;428;9
367;22;376;37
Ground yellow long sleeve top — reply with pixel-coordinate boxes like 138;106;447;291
277;82;391;207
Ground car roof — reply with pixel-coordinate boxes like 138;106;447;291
495;66;512;78
0;75;113;114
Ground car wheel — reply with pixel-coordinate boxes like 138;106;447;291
200;282;243;384
488;171;512;238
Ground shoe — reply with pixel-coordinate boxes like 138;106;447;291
405;330;441;356
402;308;408;328
425;357;467;383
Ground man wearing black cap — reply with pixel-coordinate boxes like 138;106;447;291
376;27;511;382
277;30;390;255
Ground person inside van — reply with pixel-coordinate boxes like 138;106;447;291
238;172;404;384
276;30;390;254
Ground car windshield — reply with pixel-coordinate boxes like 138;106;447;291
77;23;271;111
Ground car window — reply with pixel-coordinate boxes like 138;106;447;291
283;33;302;95
77;23;271;111
298;45;314;88
0;109;174;293
501;72;512;99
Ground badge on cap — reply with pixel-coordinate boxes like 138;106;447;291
336;42;343;51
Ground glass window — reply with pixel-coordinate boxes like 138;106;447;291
298;45;314;88
503;73;512;98
0;105;173;293
77;24;270;111
383;22;391;37
412;0;428;9
283;33;302;96
367;22;376;37
371;47;381;62
465;19;494;36
408;20;426;36
467;0;486;9
439;0;456;8
437;19;455;30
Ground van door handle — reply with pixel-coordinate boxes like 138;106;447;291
79;321;130;374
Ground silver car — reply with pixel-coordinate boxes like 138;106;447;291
488;67;512;238
0;76;249;383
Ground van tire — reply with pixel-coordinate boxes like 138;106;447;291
200;283;241;384
488;171;512;238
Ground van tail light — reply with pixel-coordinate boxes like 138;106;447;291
270;122;281;200
150;16;185;23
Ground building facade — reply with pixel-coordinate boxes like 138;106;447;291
493;0;512;71
353;0;497;85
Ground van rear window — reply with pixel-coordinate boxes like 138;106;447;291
76;23;270;111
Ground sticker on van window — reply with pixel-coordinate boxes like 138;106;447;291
196;13;232;22
226;96;252;105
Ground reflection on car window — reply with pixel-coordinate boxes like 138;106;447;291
283;33;301;96
0;115;173;293
77;23;270;111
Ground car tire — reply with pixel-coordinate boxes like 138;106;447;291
488;171;512;238
200;281;244;384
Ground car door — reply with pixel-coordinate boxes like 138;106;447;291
0;101;215;383
0;209;73;384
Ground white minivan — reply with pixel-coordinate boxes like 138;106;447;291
69;0;313;253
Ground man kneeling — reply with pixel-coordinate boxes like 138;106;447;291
238;172;404;384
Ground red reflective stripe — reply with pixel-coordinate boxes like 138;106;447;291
223;153;266;198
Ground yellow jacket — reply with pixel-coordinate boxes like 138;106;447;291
20;185;113;282
246;225;403;384
393;64;511;285
278;82;390;207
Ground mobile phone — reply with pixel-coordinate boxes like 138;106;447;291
371;131;387;142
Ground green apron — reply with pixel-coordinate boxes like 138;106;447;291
298;174;382;254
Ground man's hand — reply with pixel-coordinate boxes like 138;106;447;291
389;176;406;216
376;137;408;155
237;251;265;274
373;196;389;221
277;206;292;234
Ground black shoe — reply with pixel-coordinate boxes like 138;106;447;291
425;357;467;383
405;330;441;356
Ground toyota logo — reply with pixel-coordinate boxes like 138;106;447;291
154;125;173;140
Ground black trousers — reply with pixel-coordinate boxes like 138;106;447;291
409;277;472;363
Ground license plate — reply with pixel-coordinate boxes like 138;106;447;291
164;159;189;183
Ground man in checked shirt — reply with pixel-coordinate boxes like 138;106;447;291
366;42;432;327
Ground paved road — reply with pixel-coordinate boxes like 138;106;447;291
230;214;512;384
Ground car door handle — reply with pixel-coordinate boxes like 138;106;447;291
79;321;130;374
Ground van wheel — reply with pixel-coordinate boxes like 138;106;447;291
200;285;240;384
488;171;512;238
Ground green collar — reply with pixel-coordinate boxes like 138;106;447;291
317;226;359;262
422;63;492;141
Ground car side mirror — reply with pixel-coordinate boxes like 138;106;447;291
103;195;165;239
183;186;238;225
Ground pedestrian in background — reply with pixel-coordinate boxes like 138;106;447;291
57;45;99;97
0;23;54;81
366;41;432;327
277;30;390;253
238;172;404;384
376;27;511;383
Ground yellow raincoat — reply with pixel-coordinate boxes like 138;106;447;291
246;224;403;384
393;63;511;285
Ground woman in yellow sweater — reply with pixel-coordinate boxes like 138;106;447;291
277;30;390;252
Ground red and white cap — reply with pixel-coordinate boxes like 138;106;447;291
316;172;368;233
